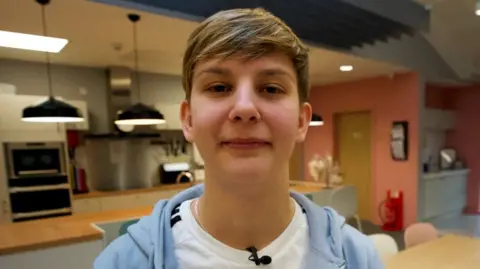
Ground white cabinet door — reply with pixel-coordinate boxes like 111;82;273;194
154;103;182;130
0;95;59;131
72;198;102;214
424;178;444;219
100;194;140;211
137;190;179;207
64;100;89;130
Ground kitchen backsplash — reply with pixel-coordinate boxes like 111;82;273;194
73;137;193;191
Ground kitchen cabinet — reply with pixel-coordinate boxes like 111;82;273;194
420;169;468;221
64;100;89;131
0;198;11;224
72;188;182;214
72;197;102;214
154;103;182;130
100;195;140;211
0;240;103;269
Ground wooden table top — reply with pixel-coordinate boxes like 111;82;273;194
0;183;324;255
386;235;480;269
0;206;153;255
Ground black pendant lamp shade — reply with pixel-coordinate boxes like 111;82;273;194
310;113;324;126
22;97;83;123
21;0;84;123
115;103;165;125
115;13;165;126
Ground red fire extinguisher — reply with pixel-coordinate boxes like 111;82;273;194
378;190;403;231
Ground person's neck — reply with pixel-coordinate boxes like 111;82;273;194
195;169;294;250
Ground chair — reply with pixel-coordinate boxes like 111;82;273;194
328;185;363;232
118;219;140;236
368;234;399;263
404;222;438;248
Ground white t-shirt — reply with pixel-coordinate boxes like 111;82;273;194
171;198;309;269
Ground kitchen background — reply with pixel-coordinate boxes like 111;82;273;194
0;57;203;223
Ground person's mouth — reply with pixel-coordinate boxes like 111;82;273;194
221;138;271;149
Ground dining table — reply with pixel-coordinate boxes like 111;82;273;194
385;235;480;269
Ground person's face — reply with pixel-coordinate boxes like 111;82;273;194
181;52;311;180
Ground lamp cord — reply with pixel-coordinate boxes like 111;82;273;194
132;17;141;103
40;2;53;97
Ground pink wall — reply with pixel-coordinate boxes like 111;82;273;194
425;84;480;214
305;73;420;226
443;86;480;214
425;84;457;110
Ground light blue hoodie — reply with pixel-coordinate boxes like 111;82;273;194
94;184;383;269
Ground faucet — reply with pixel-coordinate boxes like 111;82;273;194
176;171;195;185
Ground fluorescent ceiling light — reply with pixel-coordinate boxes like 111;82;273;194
0;30;68;53
476;9;480;16
340;65;353;72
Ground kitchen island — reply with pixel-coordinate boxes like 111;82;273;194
418;169;469;224
0;182;327;269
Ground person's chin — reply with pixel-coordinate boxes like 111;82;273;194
220;156;273;179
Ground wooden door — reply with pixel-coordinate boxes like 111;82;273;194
289;143;304;181
335;112;372;220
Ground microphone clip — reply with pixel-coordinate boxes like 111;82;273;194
246;246;272;266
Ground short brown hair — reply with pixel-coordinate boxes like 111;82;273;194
182;8;310;102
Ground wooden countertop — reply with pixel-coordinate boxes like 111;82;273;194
386;235;480;269
73;183;195;200
74;180;326;200
0;183;326;255
422;169;470;180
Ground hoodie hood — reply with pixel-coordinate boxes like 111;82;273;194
125;184;347;269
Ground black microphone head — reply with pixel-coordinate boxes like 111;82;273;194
259;255;272;265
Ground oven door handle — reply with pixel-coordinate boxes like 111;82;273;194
17;169;60;176
9;183;70;193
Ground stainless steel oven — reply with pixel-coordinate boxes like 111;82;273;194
5;142;66;178
3;142;72;222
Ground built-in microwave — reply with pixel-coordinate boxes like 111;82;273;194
3;142;72;222
4;142;66;179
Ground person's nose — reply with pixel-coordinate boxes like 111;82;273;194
228;81;261;123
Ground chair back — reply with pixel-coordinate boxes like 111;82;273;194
404;222;438;248
328;185;358;218
368;234;399;262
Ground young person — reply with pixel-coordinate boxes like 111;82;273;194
94;8;383;269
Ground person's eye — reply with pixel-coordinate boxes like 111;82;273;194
260;85;285;95
205;83;232;93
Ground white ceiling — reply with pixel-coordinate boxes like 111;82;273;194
0;0;407;86
415;0;480;80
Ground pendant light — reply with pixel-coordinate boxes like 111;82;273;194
22;0;84;123
114;14;165;126
310;113;324;127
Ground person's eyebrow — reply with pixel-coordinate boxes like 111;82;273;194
258;68;296;82
195;67;232;79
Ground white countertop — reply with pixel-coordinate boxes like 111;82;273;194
423;169;470;180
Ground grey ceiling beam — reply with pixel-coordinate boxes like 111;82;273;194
339;0;430;31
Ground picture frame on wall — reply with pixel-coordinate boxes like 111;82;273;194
391;121;409;161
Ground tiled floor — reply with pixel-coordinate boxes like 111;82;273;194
347;218;405;250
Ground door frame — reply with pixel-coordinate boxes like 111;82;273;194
333;110;376;221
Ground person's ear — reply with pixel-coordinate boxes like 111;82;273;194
180;100;193;142
296;102;312;142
